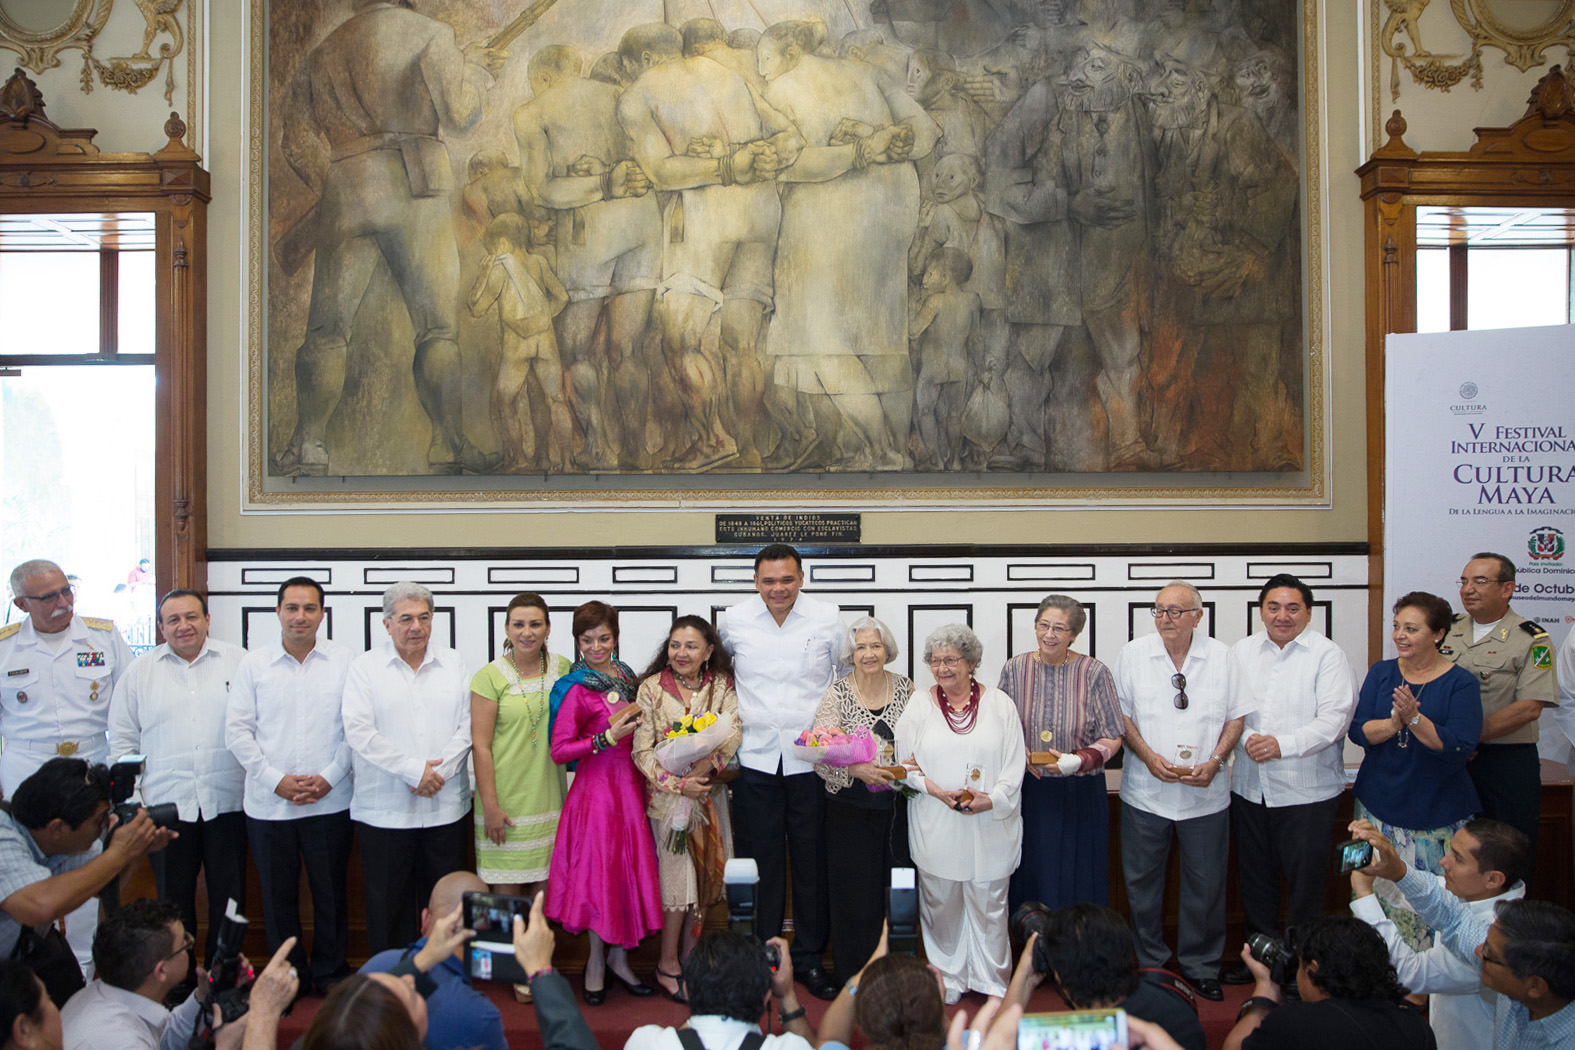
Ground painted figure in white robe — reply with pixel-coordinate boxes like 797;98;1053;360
617;23;800;470
757;19;941;472
896;623;1025;1003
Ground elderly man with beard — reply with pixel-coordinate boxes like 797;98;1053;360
984;27;1156;471
1145;34;1297;472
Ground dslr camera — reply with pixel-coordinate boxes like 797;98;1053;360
1246;930;1298;985
188;900;256;1050
1009;900;1053;975
108;755;178;831
723;858;780;970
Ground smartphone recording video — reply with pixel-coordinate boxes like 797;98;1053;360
1335;838;1375;875
461;891;532;984
1017;1009;1128;1050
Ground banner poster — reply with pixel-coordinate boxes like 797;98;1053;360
1384;325;1575;760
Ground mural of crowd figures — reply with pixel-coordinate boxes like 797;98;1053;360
263;0;1304;479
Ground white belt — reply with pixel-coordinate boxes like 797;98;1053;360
4;737;108;757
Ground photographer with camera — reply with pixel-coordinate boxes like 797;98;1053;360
623;931;814;1050
359;872;505;1050
1348;820;1575;1049
1223;916;1434;1050
0;759;175;1005
59;899;249;1050
1350;817;1527;1050
1002;904;1204;1050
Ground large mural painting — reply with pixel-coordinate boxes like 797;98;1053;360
263;0;1305;479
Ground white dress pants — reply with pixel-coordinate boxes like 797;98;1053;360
918;870;1011;998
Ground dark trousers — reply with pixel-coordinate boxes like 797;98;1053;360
149;811;249;967
825;795;910;974
1231;792;1340;939
1468;743;1542;875
1120;802;1228;980
731;766;830;972
248;811;353;986
356;816;469;955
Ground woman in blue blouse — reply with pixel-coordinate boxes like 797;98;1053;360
1349;590;1482;951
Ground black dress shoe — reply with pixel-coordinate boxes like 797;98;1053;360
1190;977;1224;1001
801;967;842;1002
582;985;606;1006
1221;962;1254;985
609;972;655;997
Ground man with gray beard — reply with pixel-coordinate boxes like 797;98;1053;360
984;28;1157;470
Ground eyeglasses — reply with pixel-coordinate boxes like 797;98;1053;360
1035;623;1072;636
1151;605;1199;621
1458;576;1507;588
166;930;195;960
1171;672;1188;710
928;656;965;668
20;583;72;604
1479;942;1510;968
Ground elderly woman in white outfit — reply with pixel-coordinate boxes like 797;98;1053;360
896;623;1025;1003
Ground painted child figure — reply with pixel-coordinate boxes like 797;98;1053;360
909;153;1008;400
909;246;979;470
468;212;572;472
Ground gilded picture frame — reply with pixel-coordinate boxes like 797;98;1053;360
243;0;1327;509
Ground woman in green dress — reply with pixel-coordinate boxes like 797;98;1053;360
471;592;571;894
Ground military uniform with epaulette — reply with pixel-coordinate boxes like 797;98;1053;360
1439;608;1558;869
0;614;134;793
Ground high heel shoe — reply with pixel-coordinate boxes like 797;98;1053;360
581;982;606;1006
608;971;655;997
655;967;688;1005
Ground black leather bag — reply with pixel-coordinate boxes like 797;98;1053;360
10;924;85;1006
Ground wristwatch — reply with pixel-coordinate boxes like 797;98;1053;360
1408;715;1421;726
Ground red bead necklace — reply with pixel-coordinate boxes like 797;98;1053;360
936;680;981;734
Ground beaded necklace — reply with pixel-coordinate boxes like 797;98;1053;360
936;680;981;734
507;646;551;744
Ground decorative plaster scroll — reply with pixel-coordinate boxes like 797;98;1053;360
0;0;187;103
1380;0;1483;100
1381;0;1575;100
1451;0;1575;73
0;0;111;73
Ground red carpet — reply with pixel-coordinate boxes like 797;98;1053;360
275;973;1253;1049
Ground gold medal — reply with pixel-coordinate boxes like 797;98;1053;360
1039;729;1052;743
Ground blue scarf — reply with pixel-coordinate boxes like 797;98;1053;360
547;656;638;736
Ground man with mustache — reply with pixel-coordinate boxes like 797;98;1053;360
0;558;136;973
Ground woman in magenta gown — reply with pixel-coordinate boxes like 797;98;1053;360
546;601;662;1003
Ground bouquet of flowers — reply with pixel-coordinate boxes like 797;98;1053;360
653;711;735;853
790;725;878;766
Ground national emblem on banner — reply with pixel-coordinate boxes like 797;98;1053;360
1528;526;1566;562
